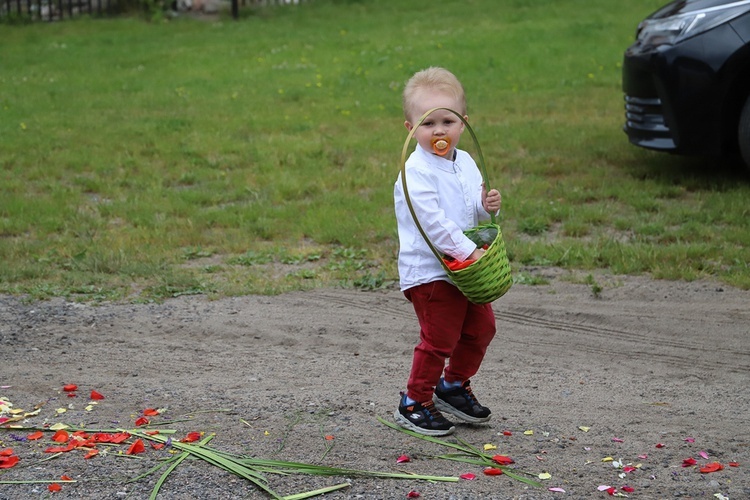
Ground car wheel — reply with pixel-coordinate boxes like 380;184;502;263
739;94;750;171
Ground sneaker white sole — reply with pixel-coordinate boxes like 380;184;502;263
392;409;455;436
432;396;492;424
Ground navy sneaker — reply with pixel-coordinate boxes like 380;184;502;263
393;394;455;436
433;379;492;423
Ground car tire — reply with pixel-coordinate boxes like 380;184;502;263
739;94;750;171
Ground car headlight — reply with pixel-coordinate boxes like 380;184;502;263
636;1;750;47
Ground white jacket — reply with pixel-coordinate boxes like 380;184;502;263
394;144;491;291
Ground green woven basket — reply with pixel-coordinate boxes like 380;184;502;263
399;107;513;304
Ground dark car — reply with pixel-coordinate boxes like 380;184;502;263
622;0;750;170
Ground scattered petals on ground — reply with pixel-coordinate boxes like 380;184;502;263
492;454;514;465
27;430;43;440
700;462;724;473
180;432;202;443
126;439;145;455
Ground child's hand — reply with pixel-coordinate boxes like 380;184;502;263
468;247;486;261
482;186;502;213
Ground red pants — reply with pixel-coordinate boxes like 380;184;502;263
404;280;496;403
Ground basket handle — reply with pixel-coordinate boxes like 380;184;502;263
399;107;495;267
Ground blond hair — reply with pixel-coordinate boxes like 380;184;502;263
402;67;467;121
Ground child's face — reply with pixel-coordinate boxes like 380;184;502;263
405;90;466;158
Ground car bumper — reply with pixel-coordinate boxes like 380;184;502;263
622;24;744;157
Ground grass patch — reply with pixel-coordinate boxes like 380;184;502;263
1;0;749;302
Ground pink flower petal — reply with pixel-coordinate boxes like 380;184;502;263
396;454;410;464
406;492;420;498
597;485;613;491
655;443;666;448
684;437;695;443
459;472;476;480
612;437;624;443
699;450;709;459
548;487;566;493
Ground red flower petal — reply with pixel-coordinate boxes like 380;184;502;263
502;430;512;436
0;456;19;469
134;417;149;427
492;454;515;465
682;457;697;467
52;430;69;443
111;433;130;444
90;390;105;400
84;449;99;459
44;443;76;453
406;491;420;498
655;443;666;448
126;439;145;455
151;443;165;450
621;486;635;493
66;393;77;398
92;432;129;444
0;449;13;457
484;467;503;476
396;454;410;463
606;487;617;496
145;430;160;436
61;475;72;481
728;461;740;467
459;472;477;480
62;384;77;392
699;462;723;473
48;483;61;492
180;432;201;443
143;408;160;416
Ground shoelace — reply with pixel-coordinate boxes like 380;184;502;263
422;401;443;421
462;385;481;407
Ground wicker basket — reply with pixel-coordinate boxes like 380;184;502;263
399;107;512;304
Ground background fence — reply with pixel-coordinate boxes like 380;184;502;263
1;0;117;21
0;0;309;21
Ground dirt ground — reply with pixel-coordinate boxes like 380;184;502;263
1;269;748;499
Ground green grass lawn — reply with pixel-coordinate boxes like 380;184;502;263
1;0;748;302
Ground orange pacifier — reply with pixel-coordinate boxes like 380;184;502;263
431;137;451;156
